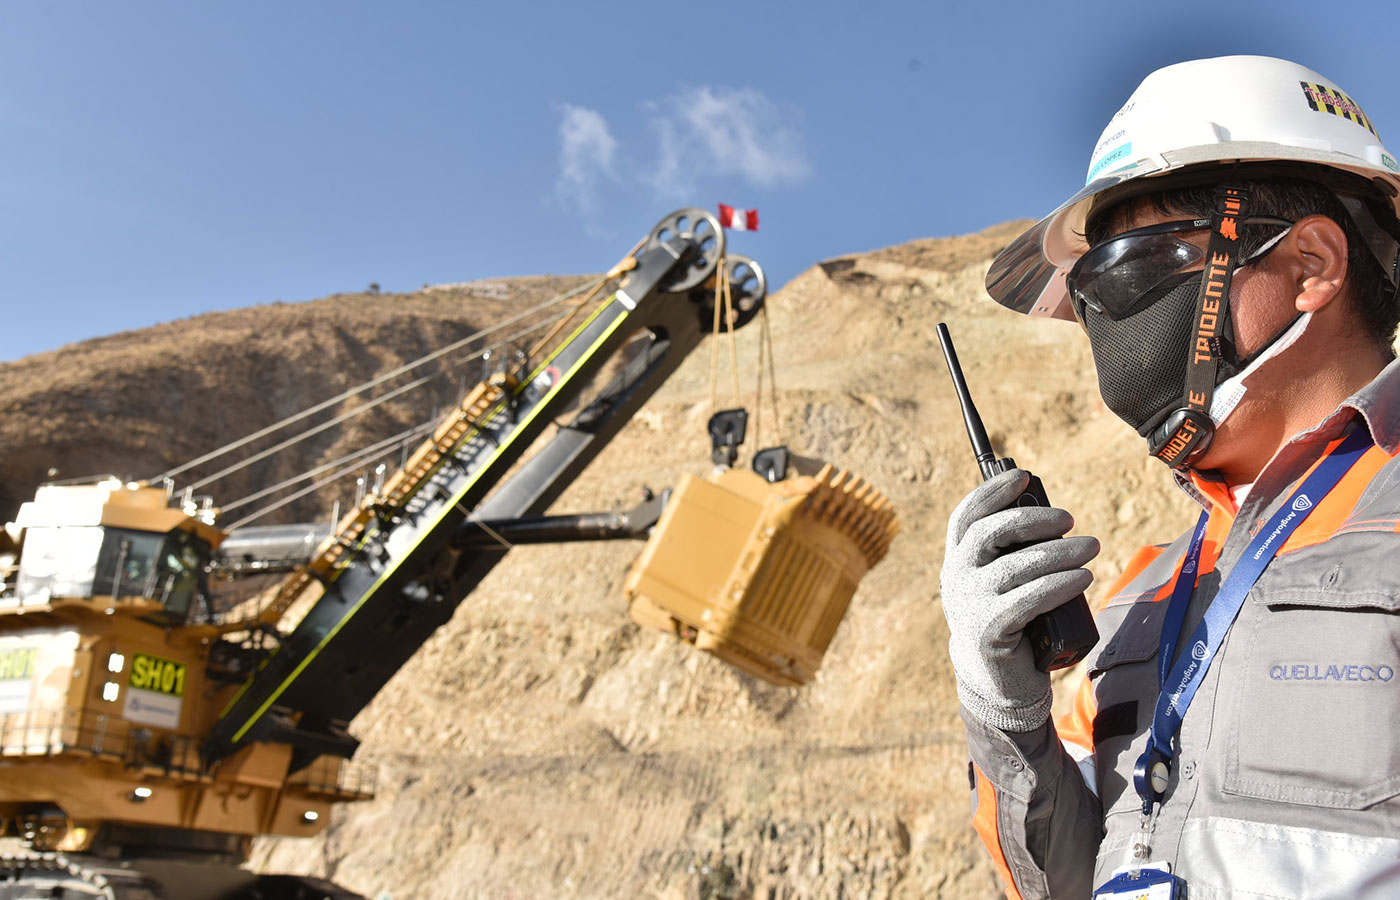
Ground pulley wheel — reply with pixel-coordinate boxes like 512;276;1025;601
647;207;725;292
725;255;767;312
715;255;767;332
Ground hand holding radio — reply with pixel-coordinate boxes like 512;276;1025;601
940;468;1100;732
935;323;1101;733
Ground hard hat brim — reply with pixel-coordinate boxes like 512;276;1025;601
984;170;1144;321
986;143;1400;322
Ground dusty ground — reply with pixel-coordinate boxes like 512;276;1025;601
0;222;1199;899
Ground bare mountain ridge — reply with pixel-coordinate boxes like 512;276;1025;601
0;223;1197;899
0;275;589;523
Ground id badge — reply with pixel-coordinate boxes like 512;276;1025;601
1092;863;1183;899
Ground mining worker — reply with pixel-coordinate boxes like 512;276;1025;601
939;56;1400;899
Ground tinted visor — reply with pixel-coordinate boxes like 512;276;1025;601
1067;217;1292;321
985;172;1147;320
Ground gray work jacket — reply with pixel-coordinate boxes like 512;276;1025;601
962;358;1400;899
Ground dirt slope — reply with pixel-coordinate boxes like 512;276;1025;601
0;224;1199;899
0;276;586;524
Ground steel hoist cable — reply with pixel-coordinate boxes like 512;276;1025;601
151;278;600;485
177;307;580;492
707;255;781;455
751;303;782;451
223;435;427;530
706;254;743;418
218;264;634;523
160;233;659;529
525;236;645;363
220;417;439;515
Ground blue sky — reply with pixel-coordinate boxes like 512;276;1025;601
6;0;1400;360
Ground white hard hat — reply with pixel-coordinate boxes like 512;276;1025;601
987;55;1400;321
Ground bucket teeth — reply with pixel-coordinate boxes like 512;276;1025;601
624;459;899;687
793;466;897;567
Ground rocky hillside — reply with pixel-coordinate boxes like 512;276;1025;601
0;276;586;524
0;223;1198;899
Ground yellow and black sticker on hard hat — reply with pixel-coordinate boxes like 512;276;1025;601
1300;81;1379;138
0;647;37;682
129;652;187;697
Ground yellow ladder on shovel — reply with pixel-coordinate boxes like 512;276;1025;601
251;380;509;626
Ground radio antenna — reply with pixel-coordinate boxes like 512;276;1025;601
936;323;999;480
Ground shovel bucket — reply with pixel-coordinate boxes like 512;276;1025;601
624;463;898;686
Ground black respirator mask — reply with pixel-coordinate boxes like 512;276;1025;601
1067;188;1296;467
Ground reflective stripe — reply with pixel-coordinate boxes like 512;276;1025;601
1100;545;1167;608
1177;816;1400;899
1057;677;1098;750
1057;663;1100;799
1103;512;1230;609
971;764;1025;900
1277;443;1392;555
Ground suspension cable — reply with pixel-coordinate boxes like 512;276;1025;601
181;305;578;492
525;236;645;362
152;278;599;483
765;305;783;444
224;441;409;531
751;302;782;450
753;302;766;451
708;255;725;418
722;265;741;406
706;255;745;418
218;417;438;514
171;236;654;517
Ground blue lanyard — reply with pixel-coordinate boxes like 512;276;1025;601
1133;426;1374;811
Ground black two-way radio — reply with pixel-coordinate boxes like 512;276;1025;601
935;323;1099;671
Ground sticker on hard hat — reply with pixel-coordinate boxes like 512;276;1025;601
1087;143;1133;184
1093;129;1126;158
129;652;187;697
1299;81;1379;138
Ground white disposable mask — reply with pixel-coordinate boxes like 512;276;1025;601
1209;311;1313;426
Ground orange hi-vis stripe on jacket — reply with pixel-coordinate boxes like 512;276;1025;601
971;763;1023;900
1053;432;1392;775
962;399;1400;899
1054;519;1227;765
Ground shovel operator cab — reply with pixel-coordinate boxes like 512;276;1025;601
0;208;898;900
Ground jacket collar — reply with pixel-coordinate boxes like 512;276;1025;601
1175;355;1400;514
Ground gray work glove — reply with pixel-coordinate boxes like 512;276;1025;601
940;468;1099;733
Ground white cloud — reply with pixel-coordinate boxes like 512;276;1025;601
648;86;813;197
556;104;618;214
552;87;812;218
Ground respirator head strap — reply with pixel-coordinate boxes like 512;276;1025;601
1150;185;1251;468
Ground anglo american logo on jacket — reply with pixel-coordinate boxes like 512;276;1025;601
1269;662;1395;683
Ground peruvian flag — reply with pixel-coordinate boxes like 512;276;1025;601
717;204;759;231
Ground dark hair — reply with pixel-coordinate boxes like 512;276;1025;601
1086;178;1400;350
